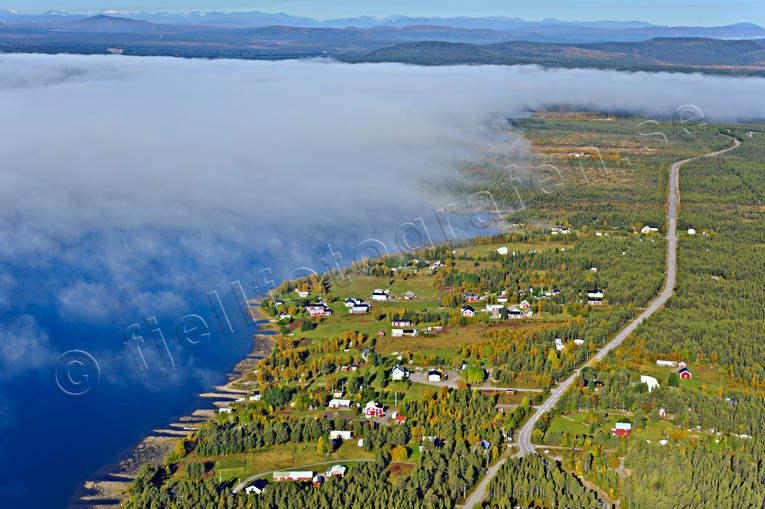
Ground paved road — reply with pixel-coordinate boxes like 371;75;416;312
231;458;374;493
459;137;740;509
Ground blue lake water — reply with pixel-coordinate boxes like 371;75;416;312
0;213;497;509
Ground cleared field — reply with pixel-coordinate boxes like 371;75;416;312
206;441;373;481
453;240;571;258
328;273;442;301
631;362;760;396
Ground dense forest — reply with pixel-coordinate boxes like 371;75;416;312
481;455;603;508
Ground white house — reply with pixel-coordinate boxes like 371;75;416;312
656;359;678;367
344;298;363;307
363;400;385;417
587;290;604;299
245;480;267;495
640;375;660;392
641;226;659;234
427;369;443;382
330;430;353;440
391;319;412;327
273;471;313;482
371;289;389;301
391;365;410;381
297;290;310;298
688;228;697;235
218;407;233;414
554;338;565;351
326;464;348;477
497;246;509;255
392;328;418;337
328;399;351;409
350;304;370;314
573;339;585;346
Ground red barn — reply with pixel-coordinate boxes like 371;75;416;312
612;423;632;437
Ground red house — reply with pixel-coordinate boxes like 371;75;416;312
307;305;333;316
679;367;692;379
612;422;632;437
464;294;479;302
363;400;385;417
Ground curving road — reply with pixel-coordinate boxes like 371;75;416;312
459;137;740;509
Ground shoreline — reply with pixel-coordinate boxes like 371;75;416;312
73;304;276;509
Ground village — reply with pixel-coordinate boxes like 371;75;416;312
118;114;765;509
186;228;745;500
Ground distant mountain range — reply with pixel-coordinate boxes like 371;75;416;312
1;12;765;74
3;10;765;42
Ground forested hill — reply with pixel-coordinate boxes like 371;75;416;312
341;38;765;75
3;14;765;75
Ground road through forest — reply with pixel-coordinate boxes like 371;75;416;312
459;137;741;508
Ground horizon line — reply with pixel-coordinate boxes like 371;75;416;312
0;9;759;29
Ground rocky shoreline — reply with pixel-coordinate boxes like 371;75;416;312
73;305;275;508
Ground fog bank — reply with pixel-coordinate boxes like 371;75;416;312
1;54;765;381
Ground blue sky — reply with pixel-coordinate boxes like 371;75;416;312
3;1;764;26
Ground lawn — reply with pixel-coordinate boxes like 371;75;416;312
632;362;757;397
452;240;573;258
328;272;442;301
547;414;590;435
375;325;485;355
202;441;374;482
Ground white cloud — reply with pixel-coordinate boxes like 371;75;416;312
0;54;764;329
0;315;54;377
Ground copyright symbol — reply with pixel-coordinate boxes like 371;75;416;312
55;350;100;398
673;104;707;140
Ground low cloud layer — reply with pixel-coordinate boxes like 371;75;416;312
1;54;765;380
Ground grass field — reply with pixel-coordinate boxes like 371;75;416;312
204;441;374;482
453;240;572;258
631;362;758;396
328;272;442;301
